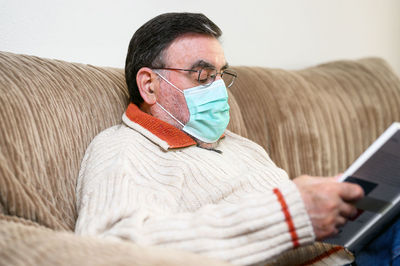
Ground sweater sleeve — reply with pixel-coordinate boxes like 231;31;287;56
75;164;314;265
75;127;315;265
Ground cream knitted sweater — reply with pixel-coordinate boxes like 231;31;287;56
75;104;349;265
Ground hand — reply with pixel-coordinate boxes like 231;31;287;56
293;175;364;240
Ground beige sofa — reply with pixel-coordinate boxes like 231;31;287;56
1;51;399;265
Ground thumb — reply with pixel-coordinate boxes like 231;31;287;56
334;173;343;181
339;182;364;201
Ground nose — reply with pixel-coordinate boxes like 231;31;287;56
215;72;223;81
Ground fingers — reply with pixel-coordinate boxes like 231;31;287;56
334;173;343;181
336;215;347;228
338;182;364;202
295;176;365;240
339;202;358;219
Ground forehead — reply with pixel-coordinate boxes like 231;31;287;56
163;33;226;69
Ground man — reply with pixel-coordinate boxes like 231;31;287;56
75;13;364;265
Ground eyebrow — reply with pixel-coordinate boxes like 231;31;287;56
190;60;229;71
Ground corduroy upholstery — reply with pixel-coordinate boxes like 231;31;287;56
229;59;400;179
0;50;399;265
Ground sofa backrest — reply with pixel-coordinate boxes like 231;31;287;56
229;58;400;178
0;52;130;230
0;51;246;230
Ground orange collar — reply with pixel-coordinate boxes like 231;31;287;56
122;103;196;150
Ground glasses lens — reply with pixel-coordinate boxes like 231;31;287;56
222;70;237;88
198;67;217;86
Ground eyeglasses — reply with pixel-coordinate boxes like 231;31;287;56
152;67;237;88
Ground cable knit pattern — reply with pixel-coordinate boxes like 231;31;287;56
75;110;315;265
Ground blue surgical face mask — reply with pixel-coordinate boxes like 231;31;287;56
155;73;230;143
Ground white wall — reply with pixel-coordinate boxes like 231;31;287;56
1;0;400;75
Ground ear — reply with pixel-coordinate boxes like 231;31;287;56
136;67;158;105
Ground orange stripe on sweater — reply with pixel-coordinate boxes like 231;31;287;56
273;188;300;248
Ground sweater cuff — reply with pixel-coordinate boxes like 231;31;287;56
274;181;315;248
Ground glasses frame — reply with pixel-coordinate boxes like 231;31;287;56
152;67;237;88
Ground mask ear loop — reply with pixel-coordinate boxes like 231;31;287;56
156;102;185;127
154;71;184;93
153;71;186;127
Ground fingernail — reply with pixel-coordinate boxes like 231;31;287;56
335;174;342;181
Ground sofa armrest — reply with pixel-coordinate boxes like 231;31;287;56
0;218;231;266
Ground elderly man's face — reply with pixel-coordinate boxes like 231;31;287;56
155;33;227;128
